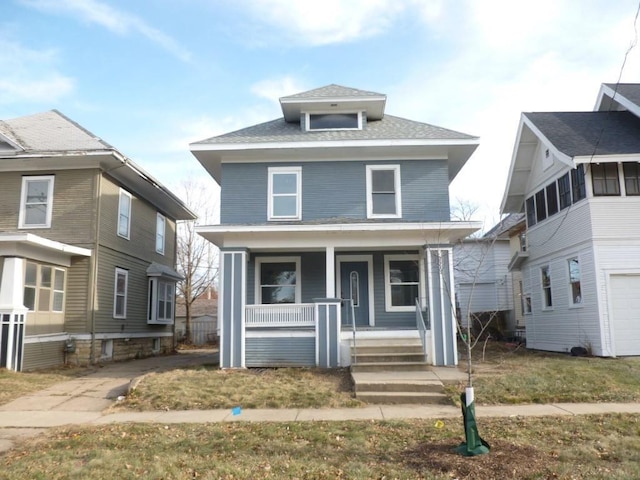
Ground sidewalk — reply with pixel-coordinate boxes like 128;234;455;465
2;350;640;453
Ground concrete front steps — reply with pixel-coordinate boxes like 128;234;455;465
350;337;452;405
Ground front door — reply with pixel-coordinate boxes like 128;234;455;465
340;261;370;326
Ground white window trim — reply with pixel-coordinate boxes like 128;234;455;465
366;165;402;219
268;166;302;221
384;254;424;313
117;189;132;239
568;256;583;308
113;268;128;319
304;111;363;132
156;212;166;255
52;268;65;313
18;175;55;229
255;256;301;304
541;265;553;311
147;278;175;324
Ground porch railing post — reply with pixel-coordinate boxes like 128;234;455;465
314;298;341;368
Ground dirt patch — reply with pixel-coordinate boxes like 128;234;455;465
402;439;558;479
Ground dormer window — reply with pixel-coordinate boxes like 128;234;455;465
306;112;362;131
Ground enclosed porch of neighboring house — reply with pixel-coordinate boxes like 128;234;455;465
0;233;91;371
198;222;480;370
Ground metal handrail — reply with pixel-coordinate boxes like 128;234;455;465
349;299;357;364
416;297;429;363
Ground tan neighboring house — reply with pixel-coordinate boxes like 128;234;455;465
0;110;195;371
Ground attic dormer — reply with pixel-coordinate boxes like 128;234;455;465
0;131;23;155
279;84;386;132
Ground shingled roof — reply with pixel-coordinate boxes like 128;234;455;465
0;110;112;153
194;113;476;145
603;83;640;107
280;84;384;100
525;111;640;157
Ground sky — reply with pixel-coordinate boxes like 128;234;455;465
3;0;640;228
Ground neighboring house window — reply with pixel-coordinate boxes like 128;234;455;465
156;213;165;254
384;255;420;312
256;257;301;304
268;167;302;220
568;257;582;306
307;112;361;131
535;189;546;222
147;278;175;324
623;162;640;195
19;175;55;228
366;165;402;218
113;268;128;318
22;263;65;312
541;266;553;309
52;269;65;312
522;293;532;315
571;165;586;202
546;183;559;216
591;163;620;196
525;196;536;227
118;189;132;239
557;173;571;210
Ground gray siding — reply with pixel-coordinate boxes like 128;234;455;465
23;340;65;371
99;175;177;265
0;169;98;248
65;256;91;333
94;247;172;335
221;160;450;224
245;337;315;367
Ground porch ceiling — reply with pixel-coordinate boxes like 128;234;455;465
197;221;481;249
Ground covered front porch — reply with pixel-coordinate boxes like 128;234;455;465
198;221;480;369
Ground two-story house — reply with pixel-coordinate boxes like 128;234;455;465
0;110;195;371
501;83;640;357
190;85;481;369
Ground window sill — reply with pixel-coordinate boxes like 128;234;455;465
18;224;51;229
148;319;174;325
385;306;414;313
568;304;584;309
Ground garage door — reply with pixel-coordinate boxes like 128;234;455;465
610;274;640;356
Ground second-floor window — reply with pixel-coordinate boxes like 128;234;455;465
268;167;301;221
19;175;55;228
118;189;132;239
366;165;402;218
592;163;620;196
156;213;165;254
623;162;640;195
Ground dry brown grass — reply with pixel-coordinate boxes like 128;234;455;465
0;366;89;406
118;365;364;411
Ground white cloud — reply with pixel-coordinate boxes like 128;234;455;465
19;0;192;62
240;0;406;46
0;39;74;104
250;76;309;106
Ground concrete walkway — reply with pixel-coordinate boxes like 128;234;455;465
2;351;640;453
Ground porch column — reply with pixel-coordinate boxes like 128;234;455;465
219;249;248;368
314;298;341;367
325;246;335;298
426;248;458;366
0;257;28;372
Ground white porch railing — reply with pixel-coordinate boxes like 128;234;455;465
245;303;315;327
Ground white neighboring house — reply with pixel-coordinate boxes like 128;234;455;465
454;214;524;339
501;83;640;356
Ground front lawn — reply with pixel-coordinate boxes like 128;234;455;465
2;414;640;479
0;367;89;406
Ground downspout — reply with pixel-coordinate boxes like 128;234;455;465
88;170;103;364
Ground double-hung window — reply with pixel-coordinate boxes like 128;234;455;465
156;213;165;254
118;189;132;239
256;257;300;304
113;268;128;318
623;162;640;195
268;167;301;220
19;175;55;228
541;266;553;309
557;173;571;210
384;255;421;312
592;163;620;196
366;165;402;218
568;257;582;305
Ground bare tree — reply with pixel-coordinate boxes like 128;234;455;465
175;177;219;343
